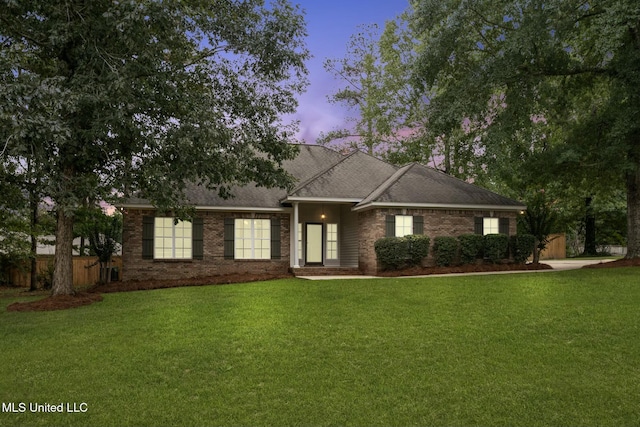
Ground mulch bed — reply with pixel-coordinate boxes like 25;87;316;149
6;258;638;312
4;273;292;313
6;292;103;312
582;258;640;268
377;262;553;277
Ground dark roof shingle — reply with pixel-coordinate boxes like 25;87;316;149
122;144;524;211
356;163;524;209
286;150;399;200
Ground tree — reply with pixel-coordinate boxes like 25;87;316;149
410;0;640;258
75;207;122;284
0;0;309;295
0;152;52;290
519;190;559;264
0;163;31;285
320;20;417;157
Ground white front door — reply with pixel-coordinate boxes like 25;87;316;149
306;223;323;265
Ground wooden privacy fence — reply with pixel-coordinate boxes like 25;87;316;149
8;256;123;287
539;233;566;260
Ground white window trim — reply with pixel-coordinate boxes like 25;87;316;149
154;218;192;259
326;223;338;260
234;219;271;260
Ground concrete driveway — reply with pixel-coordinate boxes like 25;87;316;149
543;259;614;270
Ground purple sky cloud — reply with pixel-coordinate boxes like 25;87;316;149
288;0;409;143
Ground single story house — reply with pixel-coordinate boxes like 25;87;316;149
120;144;525;280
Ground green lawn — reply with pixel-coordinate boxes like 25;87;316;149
1;268;639;426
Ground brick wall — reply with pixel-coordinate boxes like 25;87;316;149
357;208;519;275
122;209;290;281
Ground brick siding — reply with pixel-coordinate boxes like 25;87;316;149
123;207;519;280
122;209;290;282
358;208;519;275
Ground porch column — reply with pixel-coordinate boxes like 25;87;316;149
292;202;300;268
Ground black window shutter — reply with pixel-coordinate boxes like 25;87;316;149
385;215;395;237
271;218;281;259
474;217;483;235
413;216;424;235
142;216;154;259
192;218;204;260
224;218;235;259
499;218;510;235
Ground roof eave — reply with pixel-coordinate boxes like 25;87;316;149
119;203;290;212
282;196;363;204
352;201;527;212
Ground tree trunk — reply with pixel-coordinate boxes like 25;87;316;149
29;195;38;291
28;162;39;291
51;209;75;296
584;196;598;256
626;161;640;259
532;238;541;264
443;138;451;175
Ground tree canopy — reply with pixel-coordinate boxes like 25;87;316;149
409;0;640;257
0;0;309;294
319;21;419;157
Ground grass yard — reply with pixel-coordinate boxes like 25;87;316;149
1;268;639;426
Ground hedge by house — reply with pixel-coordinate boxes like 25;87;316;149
374;235;430;271
483;234;509;263
404;235;431;266
458;234;484;264
433;236;459;267
374;237;407;270
510;234;535;264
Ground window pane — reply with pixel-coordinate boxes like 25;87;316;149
395;215;413;237
153;217;192;259
234;219;271;259
483;218;499;235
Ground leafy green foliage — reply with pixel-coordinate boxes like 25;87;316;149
510;234;536;264
404;234;431;266
321;19;418;157
374;235;430;270
458;234;484;264
0;0;309;293
433;236;459;267
519;191;559;263
409;0;640;258
74;207;122;283
374;237;408;271
483;234;509;264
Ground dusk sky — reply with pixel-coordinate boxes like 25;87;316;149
289;0;409;143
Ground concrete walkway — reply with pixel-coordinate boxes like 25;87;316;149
297;259;614;280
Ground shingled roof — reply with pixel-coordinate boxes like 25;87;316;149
354;163;525;210
122;144;524;211
285;150;399;201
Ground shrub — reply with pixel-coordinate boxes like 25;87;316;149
374;237;408;270
433;236;459;267
510;234;535;264
374;235;431;270
483;234;509;263
458;234;484;264
405;235;430;266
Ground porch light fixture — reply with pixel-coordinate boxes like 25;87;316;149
321;204;326;220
